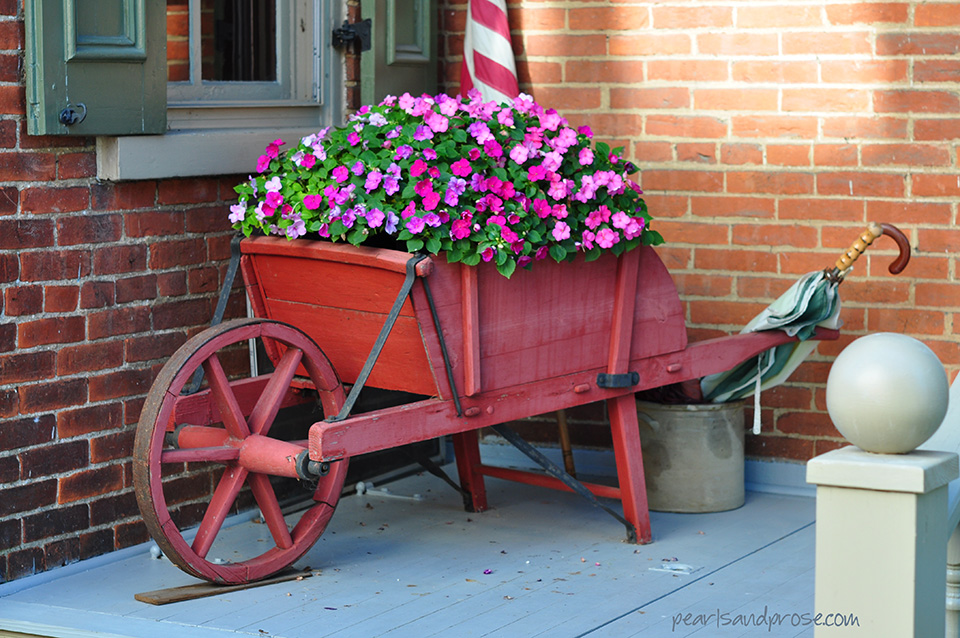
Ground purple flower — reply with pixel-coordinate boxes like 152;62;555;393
365;171;383;192
406;216;426;234
414;124;434;141
394;145;413;160
285;217;306;239
467;121;493;143
384;175;400;196
385;211;400;234
351;160;365;176
366;208;386;228
423;148;438;160
424;212;442;227
341;208;357;229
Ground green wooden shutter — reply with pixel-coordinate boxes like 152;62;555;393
361;0;438;105
25;0;166;136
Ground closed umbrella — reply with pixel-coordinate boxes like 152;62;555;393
700;222;910;433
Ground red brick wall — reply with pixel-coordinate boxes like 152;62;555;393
0;3;244;580
441;0;960;460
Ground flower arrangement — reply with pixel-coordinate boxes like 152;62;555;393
231;91;662;278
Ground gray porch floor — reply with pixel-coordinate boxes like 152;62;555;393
0;467;816;638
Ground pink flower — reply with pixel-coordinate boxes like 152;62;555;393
299;153;317;169
229;204;245;223
332;166;349;183
509;144;530;164
624;217;645;239
596;228;620;249
256;155;271;173
425;110;449;133
347;131;361;146
581;230;596;250
423;191;441;210
552;221;571;241
365;171;383;192
481;247;496;262
414;179;434;197
451;218;472;239
612;211;631;229
578;148;594;166
578;125;593;138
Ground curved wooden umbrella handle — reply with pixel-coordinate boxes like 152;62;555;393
880;222;910;274
833;222;911;276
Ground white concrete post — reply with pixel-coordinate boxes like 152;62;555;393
807;446;958;638
946;525;960;637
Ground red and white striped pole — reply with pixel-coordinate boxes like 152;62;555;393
461;0;519;104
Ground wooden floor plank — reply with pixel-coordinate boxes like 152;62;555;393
0;465;817;638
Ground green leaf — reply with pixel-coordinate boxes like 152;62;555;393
329;220;347;236
495;250;508;266
496;259;517;278
596;141;611;158
549;244;567;262
584;246;602;262
452;128;468;143
462;251;482;266
642;229;665;246
406;238;425;252
347;229;366;246
425;237;441;254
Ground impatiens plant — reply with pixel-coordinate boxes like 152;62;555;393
231;91;662;278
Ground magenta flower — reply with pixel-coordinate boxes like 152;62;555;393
332;166;349;183
484;139;503;158
383;175;400;195
578;125;593;138
596;228;620;248
552;221;571;241
265;138;284;159
451;218;472;240
468;147;482;161
423;191;441;211
581;229;596;250
528;165;547;181
414;179;433;198
265;191;283;209
452;158;472;177
624;217;645;240
481;247;496;262
401;201;416;219
533;199;551;219
299;153;317;169
347;131;361;146
395;145;413;160
552;203;569;219
535;246;549;260
423;148;438;160
256;155;271;173
411;159;428;177
303;194;324;210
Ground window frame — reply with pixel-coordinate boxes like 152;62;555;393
96;0;344;181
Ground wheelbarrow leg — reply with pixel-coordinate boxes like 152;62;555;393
608;394;652;544
451;430;488;512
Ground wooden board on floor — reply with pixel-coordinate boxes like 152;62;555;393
134;569;313;606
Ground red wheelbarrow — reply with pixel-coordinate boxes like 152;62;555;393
133;223;909;584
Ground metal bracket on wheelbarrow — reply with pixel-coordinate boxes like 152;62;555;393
596;372;639;389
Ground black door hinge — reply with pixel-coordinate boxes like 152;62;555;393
332;19;372;52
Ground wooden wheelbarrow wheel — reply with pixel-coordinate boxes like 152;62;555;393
133;318;349;584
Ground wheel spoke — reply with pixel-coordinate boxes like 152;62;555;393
202;354;250;440
248;347;303;436
248;472;293;549
192;464;248;559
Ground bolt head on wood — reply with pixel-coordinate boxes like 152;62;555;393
827;332;949;454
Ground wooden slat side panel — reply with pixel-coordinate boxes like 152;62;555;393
630;247;688;360
476;255;618;392
253;255;415;317
265;300;437;396
240;236;432;276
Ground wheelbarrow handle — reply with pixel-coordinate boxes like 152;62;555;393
832;222;910;276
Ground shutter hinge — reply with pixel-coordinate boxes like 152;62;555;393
332;19;372;52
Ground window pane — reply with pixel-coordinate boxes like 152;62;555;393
202;0;277;82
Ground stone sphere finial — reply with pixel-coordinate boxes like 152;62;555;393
826;332;949;454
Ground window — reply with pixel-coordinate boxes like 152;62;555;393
94;0;343;180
